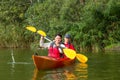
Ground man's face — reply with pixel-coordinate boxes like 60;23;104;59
55;36;62;43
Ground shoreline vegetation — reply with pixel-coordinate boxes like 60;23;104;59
0;0;120;52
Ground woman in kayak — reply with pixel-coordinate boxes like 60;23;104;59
64;34;75;50
63;34;75;58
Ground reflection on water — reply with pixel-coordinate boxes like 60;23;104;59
32;69;39;80
64;69;76;80
75;63;88;80
32;69;66;80
32;63;88;80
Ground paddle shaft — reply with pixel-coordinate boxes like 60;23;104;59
44;37;52;42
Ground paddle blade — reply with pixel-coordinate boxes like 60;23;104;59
76;54;88;63
26;26;36;32
63;49;76;59
37;30;47;37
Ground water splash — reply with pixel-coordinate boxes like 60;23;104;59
11;50;15;63
8;50;32;65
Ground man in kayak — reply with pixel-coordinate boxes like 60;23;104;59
40;34;65;59
48;34;65;59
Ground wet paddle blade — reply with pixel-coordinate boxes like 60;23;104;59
37;30;47;37
63;49;76;59
76;54;88;63
26;26;37;32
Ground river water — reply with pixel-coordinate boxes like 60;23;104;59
0;48;120;80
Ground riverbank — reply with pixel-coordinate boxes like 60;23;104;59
105;43;120;51
0;41;120;52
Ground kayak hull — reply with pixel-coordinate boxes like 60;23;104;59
32;55;75;70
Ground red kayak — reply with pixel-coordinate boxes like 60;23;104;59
32;55;75;70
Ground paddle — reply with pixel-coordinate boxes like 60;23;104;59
37;30;52;42
63;48;88;63
26;26;37;32
26;26;52;42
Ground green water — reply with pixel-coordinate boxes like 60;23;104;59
0;49;120;80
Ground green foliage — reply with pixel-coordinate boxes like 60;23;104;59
0;0;32;48
77;0;120;51
0;0;120;52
